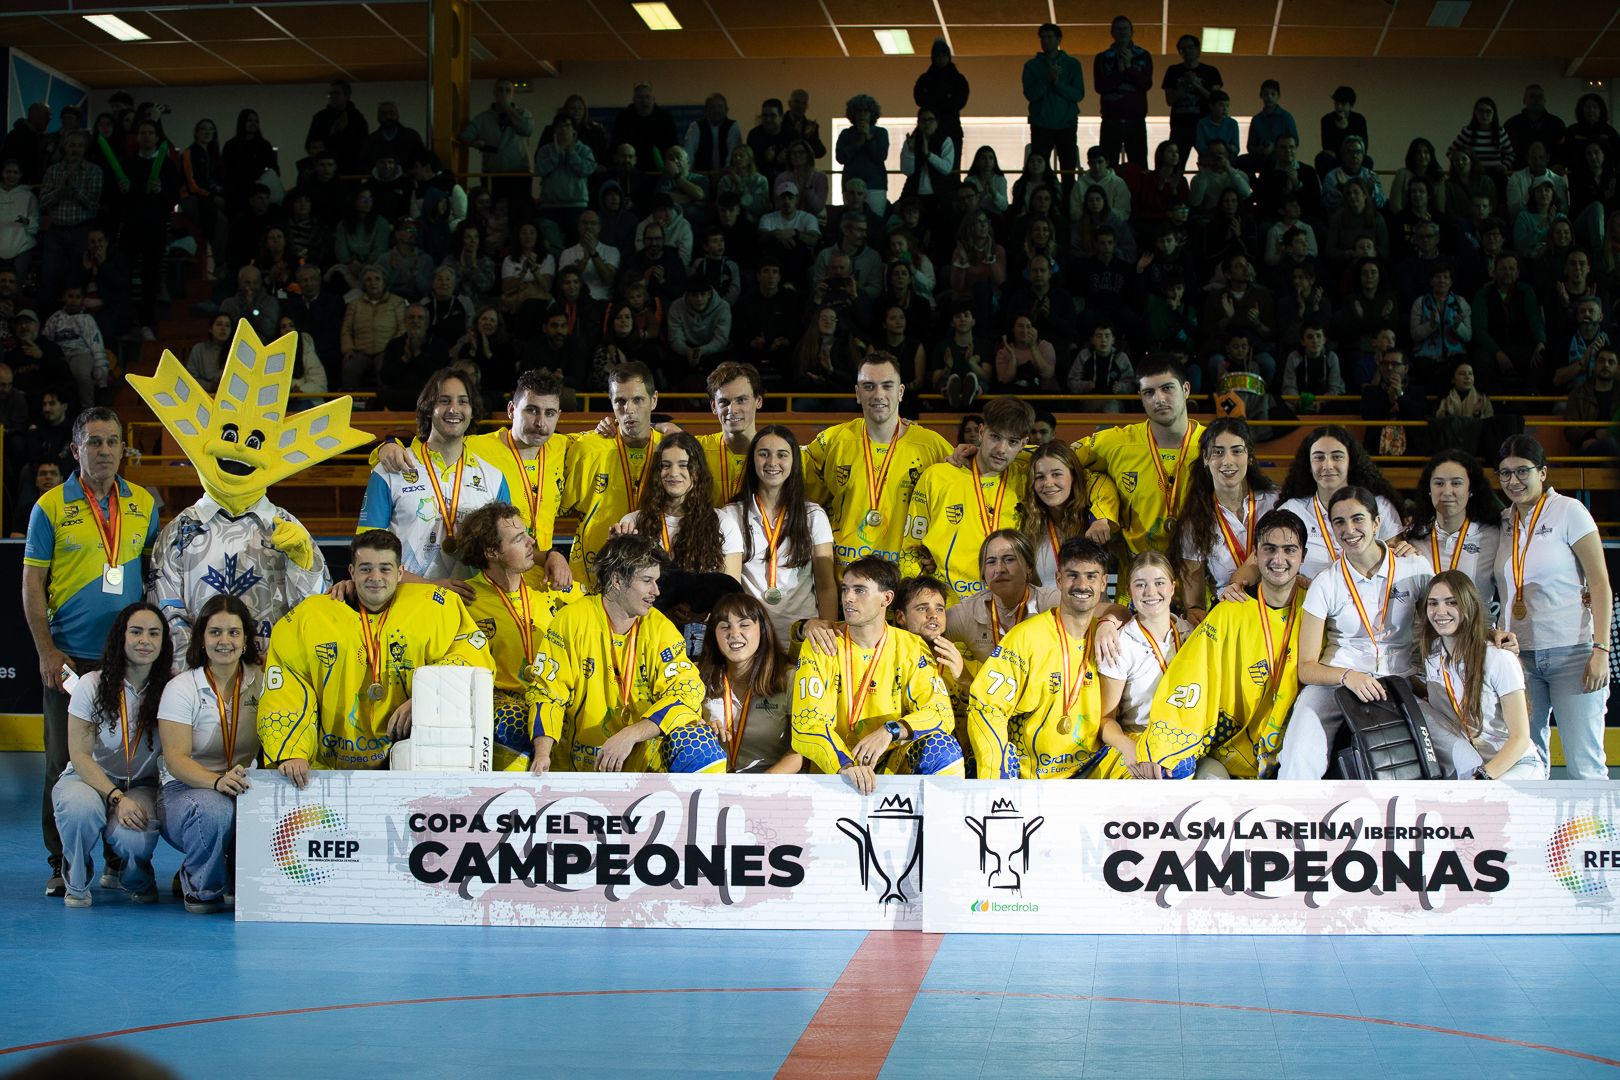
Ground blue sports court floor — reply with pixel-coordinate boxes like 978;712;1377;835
4;751;1620;1079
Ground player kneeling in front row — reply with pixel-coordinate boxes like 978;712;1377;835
258;530;496;787
529;534;727;773
1098;509;1311;779
450;502;580;772
967;538;1124;779
792;556;963;794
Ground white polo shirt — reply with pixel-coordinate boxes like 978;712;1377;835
1303;548;1433;676
156;665;264;780
1279;494;1404;580
1492;491;1600;650
722;501;834;647
65;672;162;787
1180;490;1280;595
944;585;1060;662
1418;519;1501;612
1097;616;1194;732
1423;642;1538;766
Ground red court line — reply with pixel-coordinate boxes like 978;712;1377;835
775;930;944;1080
0;987;824;1057
5;982;1616;1070
922;989;1620;1068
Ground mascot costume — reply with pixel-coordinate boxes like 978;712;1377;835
130;322;373;655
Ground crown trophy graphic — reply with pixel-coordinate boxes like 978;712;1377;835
966;798;1046;893
836;794;924;906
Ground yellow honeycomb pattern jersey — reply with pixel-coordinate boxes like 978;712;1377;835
465;430;570;552
559;432;663;587
527;594;724;773
967;610;1105;780
463;572;582;770
1072;420;1204;555
789;627;962;778
901;460;1025;604
1094;589;1307;780
698;431;749;508
804;419;952;568
256;584;495;770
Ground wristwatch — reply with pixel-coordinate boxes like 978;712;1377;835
1471;765;1492;780
884;720;907;742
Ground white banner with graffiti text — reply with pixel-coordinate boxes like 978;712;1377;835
923;779;1620;934
235;771;927;929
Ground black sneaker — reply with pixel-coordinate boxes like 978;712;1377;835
45;873;65;898
184;894;226;915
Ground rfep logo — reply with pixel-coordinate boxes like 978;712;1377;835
272;805;360;884
1547;816;1618;903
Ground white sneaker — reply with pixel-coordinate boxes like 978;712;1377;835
64;893;92;909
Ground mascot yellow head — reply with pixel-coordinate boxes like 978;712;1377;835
129;321;373;516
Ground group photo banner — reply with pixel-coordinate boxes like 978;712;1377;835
236;771;927;929
924;779;1620;934
238;773;1620;933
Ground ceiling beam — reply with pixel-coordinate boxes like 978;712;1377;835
54;14;166;87
1479;0;1514;56
930;0;951;53
1565;4;1620;77
250;3;359;82
580;0;639;61
147;11;264;83
701;0;745;57
1267;0;1283;55
814;0;848;57
1161;0;1168;55
1373;0;1396;57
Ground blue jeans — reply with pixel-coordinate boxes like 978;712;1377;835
52;773;159;899
1521;645;1611;781
159;780;237;901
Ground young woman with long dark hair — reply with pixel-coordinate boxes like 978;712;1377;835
617;431;741;579
1399;450;1501;609
698;592;800;773
1169;417;1279;619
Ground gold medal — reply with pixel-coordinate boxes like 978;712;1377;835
1513;597;1527;621
367;681;385;701
764;587;783;605
1058;717;1074;735
865;510;883;527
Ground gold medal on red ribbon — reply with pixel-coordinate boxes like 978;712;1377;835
1508;494;1547;624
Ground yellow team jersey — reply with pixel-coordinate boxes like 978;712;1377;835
465;430;569;551
1097;589;1307;780
966;610;1105;779
790;627;956;776
804;419;952;567
559;431;663;586
902;460;1025;604
1072;420;1204;555
528;595;723;773
257;584;495;770
463;572;581;693
698;431;749;508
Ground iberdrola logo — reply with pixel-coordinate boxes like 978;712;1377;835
1546;817;1617;901
970;899;991;912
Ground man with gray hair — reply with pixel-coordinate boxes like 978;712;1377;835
219;265;281;341
364;99;425;170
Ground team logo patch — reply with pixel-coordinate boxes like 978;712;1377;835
472;473;486;491
1248;658;1271;685
476;618;496;638
944;504;964;525
402;469;419;484
1121;470;1137;494
316;642;339;668
1047;671;1061;693
593;472;609;493
389;641;406;664
660;647;674;663
836;465;852;485
989;645;1002;658
61;505;83;524
583;657;596;677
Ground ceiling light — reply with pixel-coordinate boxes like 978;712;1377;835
1427;1;1471;27
874;29;915;55
633;2;682;30
83;14;149;41
1201;27;1235;53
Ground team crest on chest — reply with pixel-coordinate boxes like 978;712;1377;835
835;465;852;485
476;618;497;638
945;504;964;525
1121;470;1138;493
593;472;609;493
1248;659;1271;685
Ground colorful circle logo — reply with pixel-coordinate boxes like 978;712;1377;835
272;805;351;884
1546;816;1617;898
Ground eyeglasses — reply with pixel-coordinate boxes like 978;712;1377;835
1497;466;1539;481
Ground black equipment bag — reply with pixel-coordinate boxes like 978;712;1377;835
1330;676;1443;780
